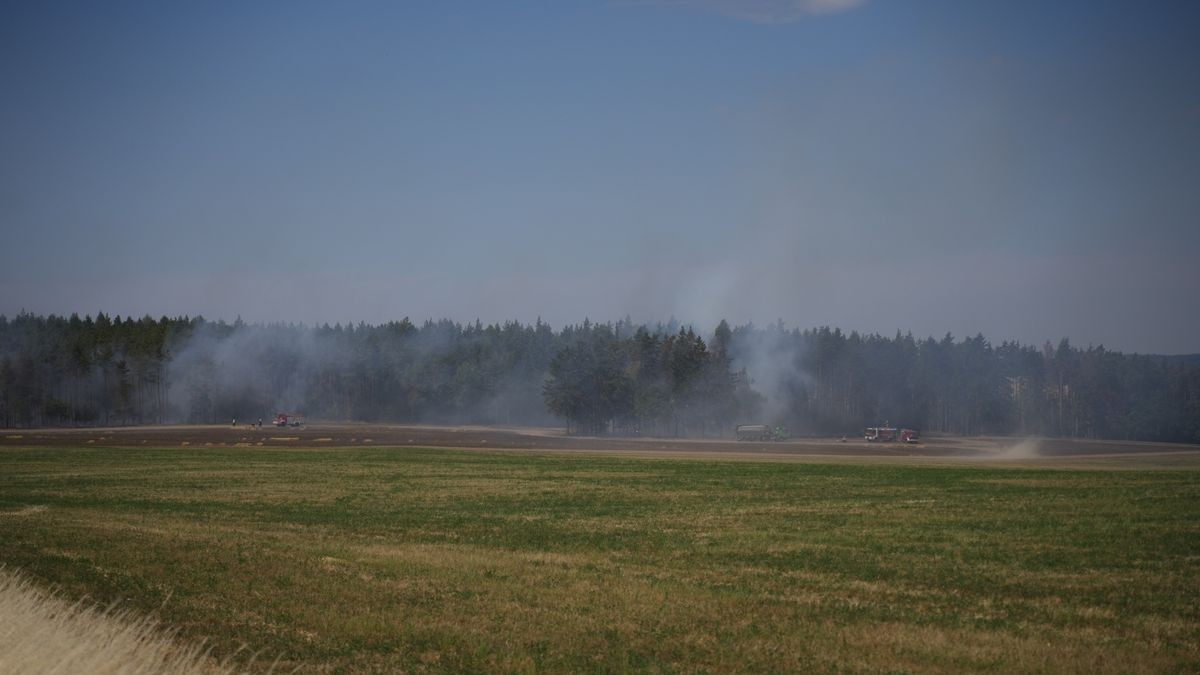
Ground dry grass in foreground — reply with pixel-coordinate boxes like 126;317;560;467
0;568;229;675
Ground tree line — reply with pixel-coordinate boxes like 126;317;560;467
0;312;1196;443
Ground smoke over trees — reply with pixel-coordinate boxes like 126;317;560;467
0;311;1197;444
542;320;760;436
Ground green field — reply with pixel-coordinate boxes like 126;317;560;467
0;446;1197;673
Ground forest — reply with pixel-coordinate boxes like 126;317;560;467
0;312;1197;443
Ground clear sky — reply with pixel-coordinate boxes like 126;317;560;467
2;0;1198;353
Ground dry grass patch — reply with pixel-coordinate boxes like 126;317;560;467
0;505;48;517
831;621;1186;674
0;568;230;675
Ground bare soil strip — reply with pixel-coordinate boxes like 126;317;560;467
2;423;1197;464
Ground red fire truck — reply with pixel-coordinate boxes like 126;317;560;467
273;413;302;427
864;427;919;443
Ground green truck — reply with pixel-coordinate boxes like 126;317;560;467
735;425;791;442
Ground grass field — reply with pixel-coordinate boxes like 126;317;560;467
0;443;1198;672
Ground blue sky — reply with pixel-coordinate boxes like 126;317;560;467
2;0;1198;352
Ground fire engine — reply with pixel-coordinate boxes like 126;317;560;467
864;426;919;443
273;413;302;427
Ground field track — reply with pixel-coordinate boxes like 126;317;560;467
2;423;1199;464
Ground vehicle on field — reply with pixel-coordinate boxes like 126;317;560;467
273;413;303;427
736;424;773;441
736;425;789;441
864;426;895;442
864;426;919;443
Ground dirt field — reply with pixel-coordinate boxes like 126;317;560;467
3;423;1198;464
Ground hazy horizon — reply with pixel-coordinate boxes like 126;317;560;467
3;1;1198;353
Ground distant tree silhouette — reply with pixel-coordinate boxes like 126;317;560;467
0;311;1196;443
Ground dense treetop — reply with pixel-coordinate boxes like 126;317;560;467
0;312;1196;443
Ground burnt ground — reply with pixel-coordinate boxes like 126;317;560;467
2;423;1198;462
